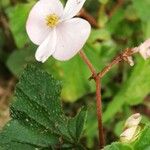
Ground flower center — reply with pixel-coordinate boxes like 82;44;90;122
46;14;59;28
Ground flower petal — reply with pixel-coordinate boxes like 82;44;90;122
35;29;57;63
63;0;86;20
53;18;91;61
26;0;63;45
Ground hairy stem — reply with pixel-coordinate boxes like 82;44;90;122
79;51;97;77
79;9;99;28
79;50;105;149
98;55;122;78
97;48;134;78
79;47;135;148
95;76;105;148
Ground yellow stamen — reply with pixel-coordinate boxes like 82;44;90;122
46;14;59;28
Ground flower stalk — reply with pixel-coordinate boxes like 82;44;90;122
79;51;97;77
96;48;135;79
79;39;150;148
79;50;105;148
95;76;105;148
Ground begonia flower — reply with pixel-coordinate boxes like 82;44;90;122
26;0;91;62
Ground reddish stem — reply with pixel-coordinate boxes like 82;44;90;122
79;9;99;28
97;48;134;79
79;44;137;149
98;55;122;78
95;76;105;148
79;50;105;149
79;51;97;77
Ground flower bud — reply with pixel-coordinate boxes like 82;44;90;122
120;113;142;143
120;126;137;142
124;113;141;128
127;56;134;66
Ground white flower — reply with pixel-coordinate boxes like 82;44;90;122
26;0;91;62
138;39;150;60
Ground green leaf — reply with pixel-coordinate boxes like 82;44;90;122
0;0;10;8
6;46;35;76
104;142;132;150
132;0;150;21
0;65;87;149
68;107;87;142
133;125;150;150
103;58;150;123
132;0;150;39
143;21;150;38
0;142;36;150
6;2;34;48
98;0;109;5
106;8;125;34
0;120;57;148
88;29;111;43
84;103;98;148
125;5;138;21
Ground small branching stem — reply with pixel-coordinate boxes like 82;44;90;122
79;47;136;149
79;50;105;149
79;51;97;78
95;76;105;148
97;55;122;78
96;48;134;79
79;9;99;28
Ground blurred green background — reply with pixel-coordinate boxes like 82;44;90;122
0;0;150;148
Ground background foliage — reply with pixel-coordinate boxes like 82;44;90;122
0;0;150;149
